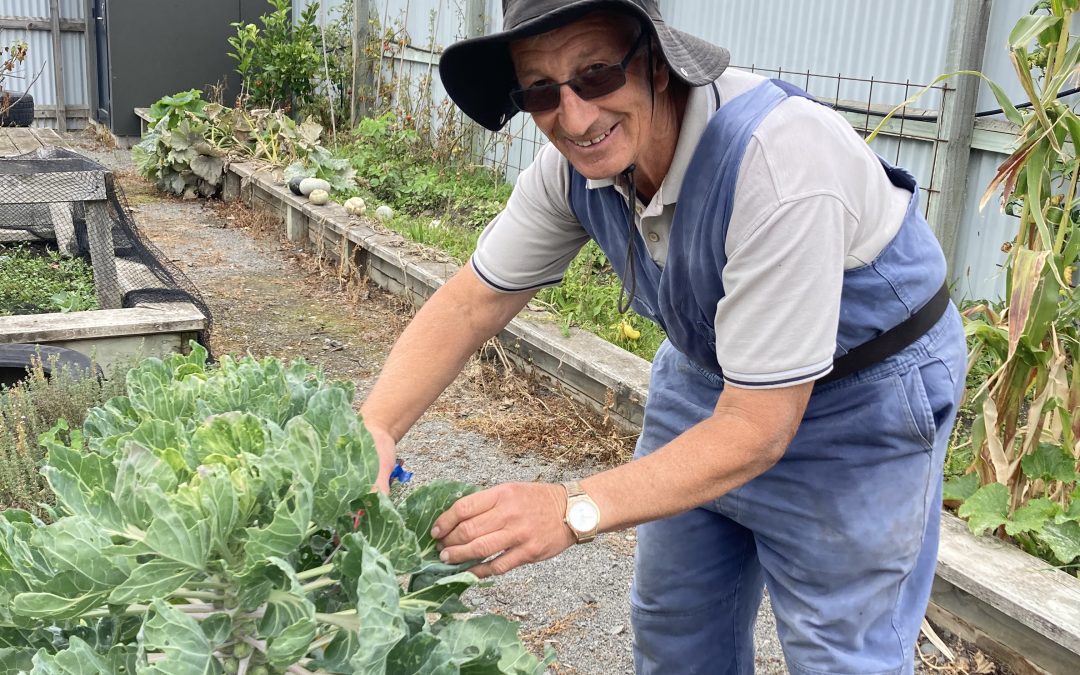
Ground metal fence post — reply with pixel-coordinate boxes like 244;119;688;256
351;0;372;126
466;0;487;39
463;0;489;165
929;0;993;281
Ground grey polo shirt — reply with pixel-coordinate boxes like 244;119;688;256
471;69;913;388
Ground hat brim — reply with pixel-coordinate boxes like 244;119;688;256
439;1;729;131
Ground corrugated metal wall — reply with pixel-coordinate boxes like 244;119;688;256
5;0;1053;300
656;0;1038;301
1;0;90;129
321;0;1044;302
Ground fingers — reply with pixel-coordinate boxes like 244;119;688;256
465;547;536;579
431;489;501;541
431;483;576;577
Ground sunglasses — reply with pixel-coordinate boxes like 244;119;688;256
509;32;647;113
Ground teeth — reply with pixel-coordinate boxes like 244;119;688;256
573;129;611;147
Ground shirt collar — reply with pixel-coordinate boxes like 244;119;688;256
584;83;718;206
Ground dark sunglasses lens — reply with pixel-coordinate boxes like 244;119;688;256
574;66;627;100
512;85;561;112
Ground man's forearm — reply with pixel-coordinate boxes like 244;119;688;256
360;265;534;441
581;382;812;532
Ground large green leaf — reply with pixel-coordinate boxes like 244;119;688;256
107;561;196;605
0;648;34;673
259;417;321;490
143;486;212;571
115;444;180;528
188;465;240;553
138;599;218;675
11;591;107;621
302;389;379;526
353;492;421;572
958;483;1010;535
29;517;127;590
386;633;457;675
440;615;551;675
1008;15;1063;49
401;572;476;618
257;559;317;670
190;413;268;465
1021;443;1079;482
28;636;109;675
243;482;312;569
1005;498;1059;536
1039;520;1080;563
347;540;407;674
401;481;479;559
942;474;980;502
125;359;201;422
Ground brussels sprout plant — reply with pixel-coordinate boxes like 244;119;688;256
0;345;553;674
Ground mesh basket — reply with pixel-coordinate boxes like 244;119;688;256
0;146;212;352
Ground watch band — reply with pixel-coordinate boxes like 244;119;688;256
562;480;586;499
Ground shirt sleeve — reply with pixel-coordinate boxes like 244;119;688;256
471;144;591;293
714;100;871;389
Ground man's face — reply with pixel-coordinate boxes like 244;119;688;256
509;14;655;180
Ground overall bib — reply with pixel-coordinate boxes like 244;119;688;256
568;80;967;674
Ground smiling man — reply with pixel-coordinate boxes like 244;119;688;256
359;1;967;674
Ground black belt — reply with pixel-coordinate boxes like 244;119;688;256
818;282;952;385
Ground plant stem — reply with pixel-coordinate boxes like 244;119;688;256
314;611;360;632
173;589;224;602
300;576;338;594
295;563;334;581
82;602;213;620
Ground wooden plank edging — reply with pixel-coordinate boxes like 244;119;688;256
0;302;206;344
226;161;1080;674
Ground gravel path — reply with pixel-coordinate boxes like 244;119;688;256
65;134;983;675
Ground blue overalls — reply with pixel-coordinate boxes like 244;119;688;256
568;80;967;674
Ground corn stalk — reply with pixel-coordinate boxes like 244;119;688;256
957;0;1080;570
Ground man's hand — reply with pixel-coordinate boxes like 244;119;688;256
431;482;576;578
366;424;397;495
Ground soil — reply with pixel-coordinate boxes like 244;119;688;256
66;132;1012;675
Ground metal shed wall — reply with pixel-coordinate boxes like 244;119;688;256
7;0;1045;301
1;0;90;129
336;0;1044;302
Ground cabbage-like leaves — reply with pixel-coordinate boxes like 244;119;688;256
1;344;554;673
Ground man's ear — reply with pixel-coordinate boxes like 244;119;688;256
652;46;671;93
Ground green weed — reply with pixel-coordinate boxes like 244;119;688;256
0;244;97;316
0;355;127;518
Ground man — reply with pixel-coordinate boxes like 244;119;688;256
359;1;967;673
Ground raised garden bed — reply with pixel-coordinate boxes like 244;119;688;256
0;147;209;371
225;160;1080;675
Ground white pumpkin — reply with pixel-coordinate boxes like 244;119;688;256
344;197;367;216
308;189;330;206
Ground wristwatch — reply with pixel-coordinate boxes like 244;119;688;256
561;481;600;544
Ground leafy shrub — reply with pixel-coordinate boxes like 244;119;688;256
0;355;125;517
0;344;554;673
0;244;97;316
228;0;323;118
134;90;355;197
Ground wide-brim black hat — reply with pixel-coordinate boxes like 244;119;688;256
439;0;730;131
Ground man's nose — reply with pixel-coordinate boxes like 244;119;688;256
556;84;599;136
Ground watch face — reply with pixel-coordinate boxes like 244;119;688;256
567;500;599;532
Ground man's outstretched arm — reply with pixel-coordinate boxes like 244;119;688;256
360;263;536;488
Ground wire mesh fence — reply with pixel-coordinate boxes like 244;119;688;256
355;0;952;210
0;147;213;349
